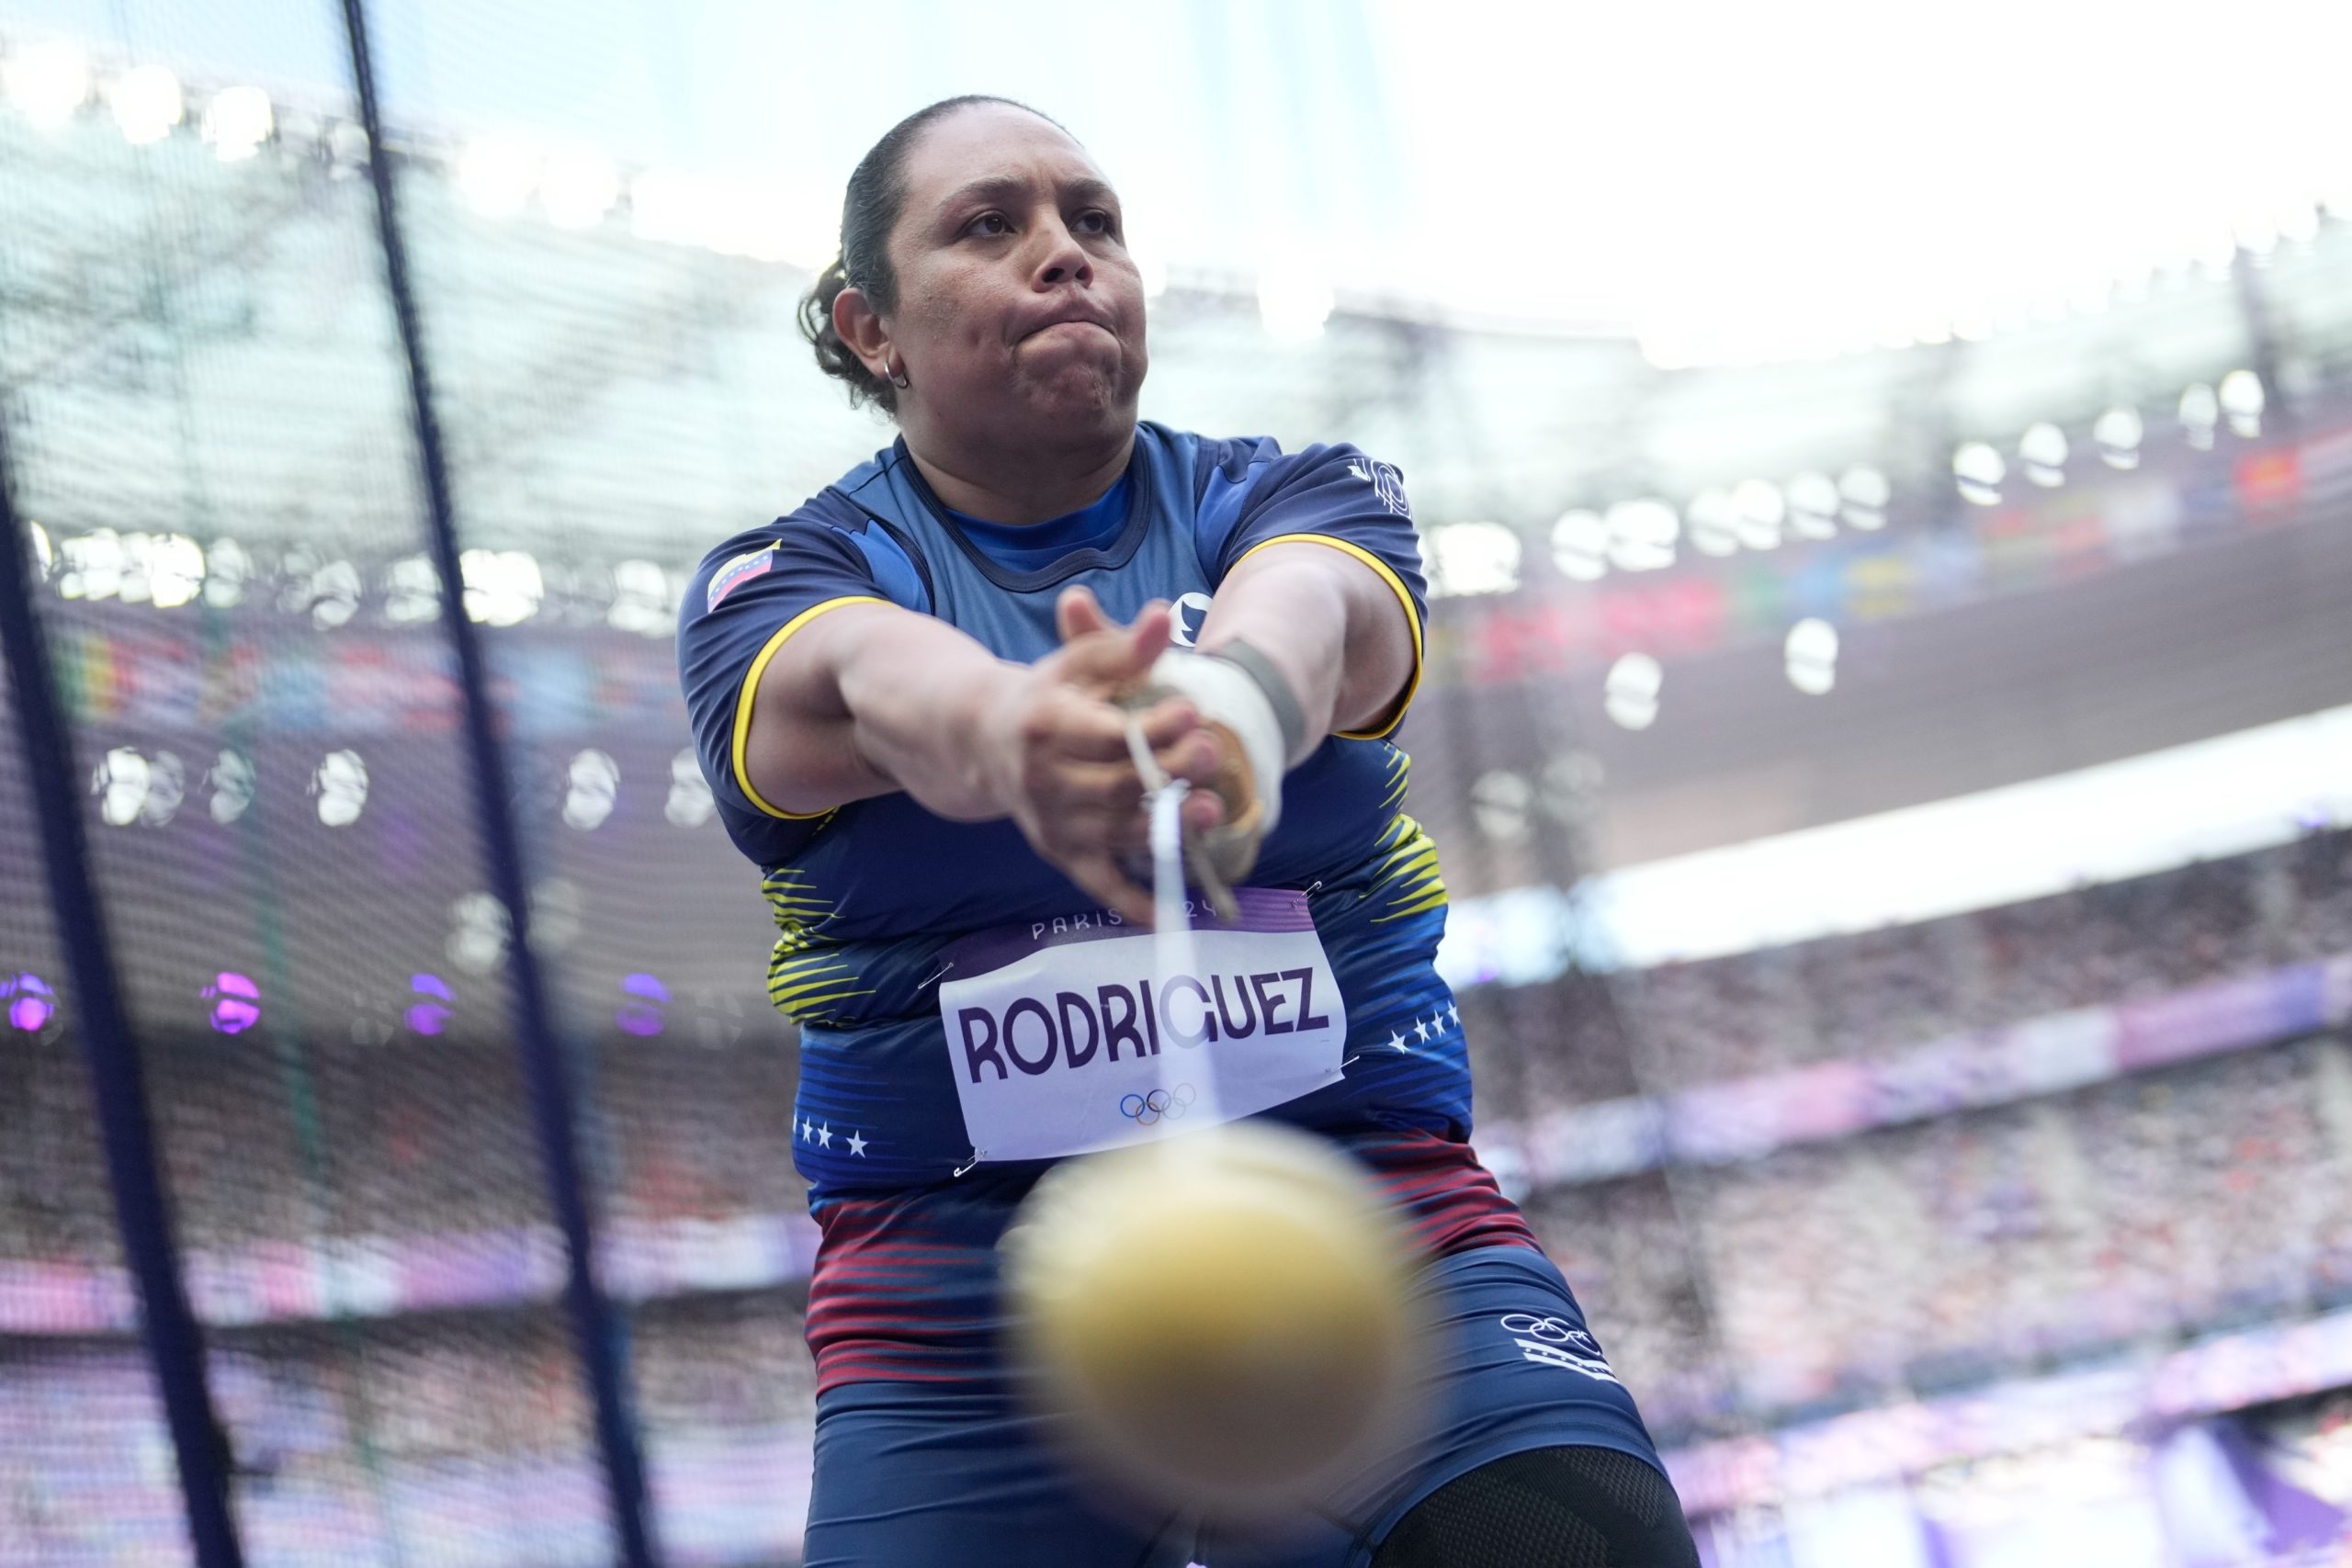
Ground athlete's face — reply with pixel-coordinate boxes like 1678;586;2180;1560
870;105;1148;451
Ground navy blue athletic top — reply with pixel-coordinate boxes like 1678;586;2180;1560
678;425;1534;1390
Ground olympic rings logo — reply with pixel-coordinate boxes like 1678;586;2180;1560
1499;1313;1597;1348
1119;1084;1197;1125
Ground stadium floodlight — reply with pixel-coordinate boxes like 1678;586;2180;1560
531;878;584;953
1468;770;1533;844
108;531;200;606
208;750;256;826
1785;472;1839;541
447;892;512;974
1603;653;1661;730
406;974;456;1037
563;750;621;830
1256;254;1334;344
1424;522;1521;598
1536;750;1603;826
616;973;671;1037
4;40;91;130
2093;407;2143;470
95;748;151;827
1952;442;2005;506
146;533;204;608
107;63;182;145
2019;422;2069;488
1784;617;1838;695
2219;368;2265;438
2178;382;2219;450
458;135;540;219
113;533;157;604
140;751;186;827
312;750;369;828
460;548;544;626
607;558;676;635
1730;479;1784;550
1550;509;1609;581
203;972;261;1033
1684;489;1739;556
201;536;250;607
326;119;370;174
56;528;124;601
666;748;716;829
383;555;442;624
1604;499;1678;571
5;974;59;1034
201;85;272;162
540;148;619;229
309;559;362;628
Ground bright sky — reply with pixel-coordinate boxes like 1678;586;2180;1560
9;0;2352;358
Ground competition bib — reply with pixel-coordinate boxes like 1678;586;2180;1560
935;888;1347;1164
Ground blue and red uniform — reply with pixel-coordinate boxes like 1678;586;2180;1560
678;425;1664;1564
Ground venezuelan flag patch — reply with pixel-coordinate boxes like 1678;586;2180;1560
707;544;776;611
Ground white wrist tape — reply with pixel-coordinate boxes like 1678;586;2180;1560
1142;648;1284;838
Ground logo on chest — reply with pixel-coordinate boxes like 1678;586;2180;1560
1170;591;1214;648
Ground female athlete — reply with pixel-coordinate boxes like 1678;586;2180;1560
677;95;1701;1568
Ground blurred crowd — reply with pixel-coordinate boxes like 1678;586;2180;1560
0;1036;807;1262
1533;1033;2352;1438
3;1298;823;1552
0;1044;120;1268
96;1033;2352;1468
4;829;2348;1460
1471;827;2352;1107
1622;829;2352;1091
216;1293;818;1467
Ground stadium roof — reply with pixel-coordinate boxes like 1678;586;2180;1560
8;0;2352;353
6;37;2350;559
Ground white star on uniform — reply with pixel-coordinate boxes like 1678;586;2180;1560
1446;1003;1460;1026
817;1122;833;1149
846;1130;867;1156
1413;1017;1431;1043
799;1117;812;1142
1387;1029;1409;1053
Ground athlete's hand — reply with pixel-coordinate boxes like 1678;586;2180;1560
978;587;1227;924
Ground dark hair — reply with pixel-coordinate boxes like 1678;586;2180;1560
798;95;1067;415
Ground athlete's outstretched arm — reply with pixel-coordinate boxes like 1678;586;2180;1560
738;595;1221;921
1193;540;1419;761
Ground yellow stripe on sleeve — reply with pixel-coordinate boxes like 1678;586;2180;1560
1227;533;1425;739
729;595;886;820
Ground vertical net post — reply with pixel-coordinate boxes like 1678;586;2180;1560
328;5;658;1563
0;418;246;1564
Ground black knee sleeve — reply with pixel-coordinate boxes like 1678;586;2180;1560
1369;1446;1702;1568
